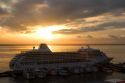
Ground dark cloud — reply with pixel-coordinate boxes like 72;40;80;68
87;35;93;38
77;35;94;39
52;27;96;34
108;35;119;39
53;29;83;34
98;21;125;29
0;0;46;31
108;35;125;39
1;0;125;31
53;20;125;34
0;8;9;17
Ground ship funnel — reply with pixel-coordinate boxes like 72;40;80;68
38;44;52;53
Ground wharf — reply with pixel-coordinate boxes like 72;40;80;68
99;63;125;73
0;71;12;77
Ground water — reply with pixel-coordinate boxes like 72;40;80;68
0;44;125;83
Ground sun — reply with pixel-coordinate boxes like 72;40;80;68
34;25;65;40
36;28;53;40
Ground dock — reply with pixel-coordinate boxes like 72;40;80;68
0;71;12;77
99;63;125;73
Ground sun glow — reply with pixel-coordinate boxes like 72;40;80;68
34;25;65;40
36;28;53;40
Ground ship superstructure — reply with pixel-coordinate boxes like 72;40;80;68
9;44;111;79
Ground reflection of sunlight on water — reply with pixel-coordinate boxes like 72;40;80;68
0;57;11;72
0;54;14;72
0;45;39;54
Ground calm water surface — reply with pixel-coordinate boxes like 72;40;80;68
0;45;125;83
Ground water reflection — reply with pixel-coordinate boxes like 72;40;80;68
9;72;110;83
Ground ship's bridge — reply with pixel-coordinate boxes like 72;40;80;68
21;44;52;55
38;44;52;53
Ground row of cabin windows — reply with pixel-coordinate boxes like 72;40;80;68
22;68;33;71
26;53;101;57
25;55;97;60
21;62;36;66
20;59;87;65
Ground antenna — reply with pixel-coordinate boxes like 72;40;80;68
87;45;90;49
33;46;35;50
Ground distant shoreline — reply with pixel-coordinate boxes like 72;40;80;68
0;44;125;46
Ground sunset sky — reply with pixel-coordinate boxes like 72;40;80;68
0;0;125;44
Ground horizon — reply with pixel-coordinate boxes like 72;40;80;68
0;43;125;46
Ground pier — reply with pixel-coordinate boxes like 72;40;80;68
99;63;125;73
0;71;12;77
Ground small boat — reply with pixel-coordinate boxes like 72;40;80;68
35;68;47;78
58;69;69;76
72;67;81;74
85;67;92;73
92;66;98;72
11;73;17;78
79;67;85;73
36;71;47;78
23;71;35;79
102;67;113;73
105;79;125;83
50;69;58;76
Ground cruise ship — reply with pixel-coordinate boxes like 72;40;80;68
9;44;112;79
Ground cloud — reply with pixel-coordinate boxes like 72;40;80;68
108;35;119;39
53;20;125;34
1;0;125;31
0;7;10;17
87;35;93;38
77;35;94;39
53;29;82;34
108;35;125;39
